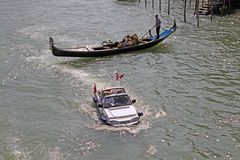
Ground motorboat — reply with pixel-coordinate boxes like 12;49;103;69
93;87;143;126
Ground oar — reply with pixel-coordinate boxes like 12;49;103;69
142;25;155;37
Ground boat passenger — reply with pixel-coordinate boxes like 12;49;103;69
117;34;137;48
117;42;123;48
123;35;132;47
117;37;127;48
154;15;161;39
131;34;139;45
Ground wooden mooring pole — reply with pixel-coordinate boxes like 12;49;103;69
145;0;147;7
152;0;154;8
224;0;226;15
211;0;213;21
184;0;187;22
221;0;224;16
228;0;231;15
196;0;200;27
195;0;197;16
168;0;171;15
208;0;210;10
159;0;161;12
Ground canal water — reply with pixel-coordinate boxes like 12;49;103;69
0;0;239;159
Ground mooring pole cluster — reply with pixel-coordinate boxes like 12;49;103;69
138;0;235;27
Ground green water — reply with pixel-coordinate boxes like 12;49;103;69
0;0;239;159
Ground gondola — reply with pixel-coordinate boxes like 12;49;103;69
49;20;176;57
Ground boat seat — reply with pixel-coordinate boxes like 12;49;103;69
103;46;110;49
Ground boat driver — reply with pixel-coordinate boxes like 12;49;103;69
105;97;115;105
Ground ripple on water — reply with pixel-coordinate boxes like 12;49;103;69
1;0;240;159
48;147;62;160
3;136;31;160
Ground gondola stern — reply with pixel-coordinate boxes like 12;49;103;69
172;19;177;32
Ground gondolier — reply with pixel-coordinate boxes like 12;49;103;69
155;15;161;39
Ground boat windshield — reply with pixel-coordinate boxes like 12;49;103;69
104;95;131;107
102;88;125;96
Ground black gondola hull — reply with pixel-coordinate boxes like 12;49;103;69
49;21;176;57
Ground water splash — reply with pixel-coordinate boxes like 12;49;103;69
25;49;60;68
48;63;167;135
20;55;170;136
85;104;166;136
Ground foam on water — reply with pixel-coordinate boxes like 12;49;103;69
17;25;49;40
72;103;157;136
54;65;167;135
26;50;50;62
26;50;61;68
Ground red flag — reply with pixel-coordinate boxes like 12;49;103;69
93;83;97;94
115;71;124;81
118;73;123;80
